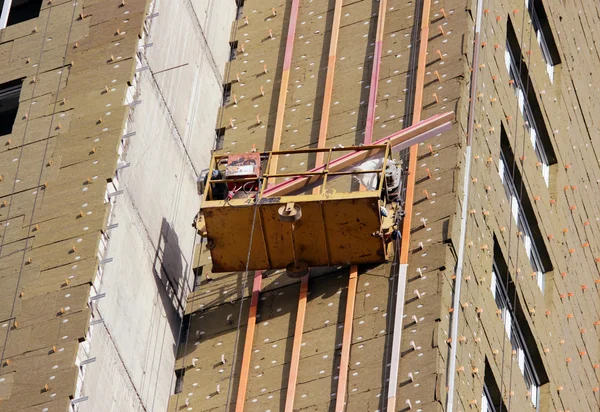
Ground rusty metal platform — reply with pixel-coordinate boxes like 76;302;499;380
204;192;385;272
200;145;396;272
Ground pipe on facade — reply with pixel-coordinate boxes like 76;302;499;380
445;0;484;410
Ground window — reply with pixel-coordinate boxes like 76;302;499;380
491;241;548;410
222;83;232;106
0;78;22;136
235;0;244;20
491;266;541;408
482;360;507;412
499;127;552;293
525;0;560;82
174;368;185;394
505;19;556;186
481;384;495;412
215;127;225;150
229;40;239;61
0;0;43;29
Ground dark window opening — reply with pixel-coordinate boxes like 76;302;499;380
483;359;507;412
527;0;560;66
222;83;232;106
235;0;244;20
500;125;553;277
0;78;22;136
215;127;225;151
4;0;43;27
174;368;185;394
506;18;557;168
491;238;549;409
229;41;238;61
177;314;191;348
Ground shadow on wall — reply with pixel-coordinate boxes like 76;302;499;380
153;217;191;323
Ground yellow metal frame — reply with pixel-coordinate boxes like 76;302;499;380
200;144;393;273
203;143;391;203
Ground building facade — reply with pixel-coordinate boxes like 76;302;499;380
1;0;600;412
170;0;600;411
0;0;233;411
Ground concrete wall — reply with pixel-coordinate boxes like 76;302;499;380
79;0;236;411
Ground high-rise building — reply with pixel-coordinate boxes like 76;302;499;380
1;0;599;412
0;0;234;411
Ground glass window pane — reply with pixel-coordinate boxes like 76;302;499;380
530;127;537;148
518;90;525;114
511;196;519;223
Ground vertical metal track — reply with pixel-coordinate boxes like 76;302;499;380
284;275;309;412
234;273;263;411
386;0;431;410
335;266;358;412
267;0;301;178
314;0;343;167
445;0;484;410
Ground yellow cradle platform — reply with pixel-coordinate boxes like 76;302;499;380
200;145;394;273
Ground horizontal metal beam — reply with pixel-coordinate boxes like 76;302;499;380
262;111;454;197
71;397;89;405
89;293;106;302
80;357;97;366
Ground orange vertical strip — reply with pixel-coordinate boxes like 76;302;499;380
314;0;344;167
268;0;301;180
400;0;430;265
287;2;345;410
333;0;388;408
364;0;388;144
236;3;302;409
284;275;309;412
334;266;358;412
387;0;431;411
235;271;263;412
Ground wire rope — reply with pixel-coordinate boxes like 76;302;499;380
224;185;262;411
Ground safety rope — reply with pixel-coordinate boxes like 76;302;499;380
224;183;262;411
